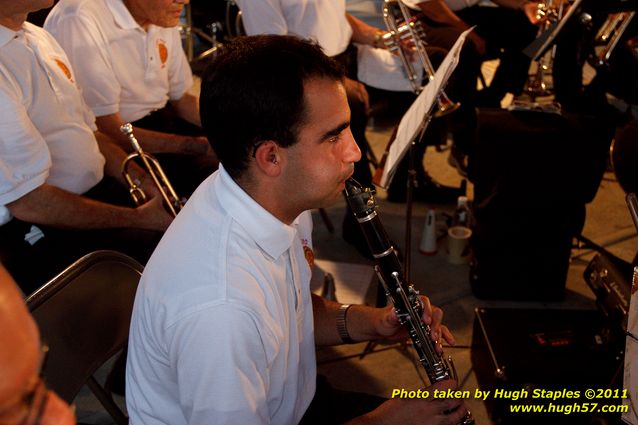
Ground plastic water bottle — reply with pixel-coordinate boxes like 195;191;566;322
419;209;437;255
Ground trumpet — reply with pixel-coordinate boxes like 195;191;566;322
525;0;564;99
382;0;460;117
120;123;185;217
592;11;636;68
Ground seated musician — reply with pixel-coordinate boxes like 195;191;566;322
44;0;217;196
125;35;467;425
402;0;540;108
235;0;464;257
346;0;484;178
0;0;172;295
0;263;76;425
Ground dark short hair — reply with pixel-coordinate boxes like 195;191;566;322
199;35;345;180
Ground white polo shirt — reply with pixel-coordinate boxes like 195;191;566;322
126;165;316;425
236;0;420;91
236;0;353;57
44;0;193;122
0;23;104;226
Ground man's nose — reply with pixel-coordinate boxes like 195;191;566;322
344;130;361;163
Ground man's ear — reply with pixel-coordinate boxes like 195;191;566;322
253;140;281;177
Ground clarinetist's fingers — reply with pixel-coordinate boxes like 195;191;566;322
418;295;434;324
440;325;455;346
437;400;469;425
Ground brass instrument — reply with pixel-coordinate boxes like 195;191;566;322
525;0;564;99
382;0;460;116
120;123;185;217
344;179;474;424
592;11;636;67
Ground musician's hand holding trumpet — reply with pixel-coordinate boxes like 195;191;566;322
131;179;174;231
120;123;186;222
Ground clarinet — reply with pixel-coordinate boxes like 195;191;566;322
344;178;474;425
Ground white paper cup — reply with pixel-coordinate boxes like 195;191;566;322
447;226;472;265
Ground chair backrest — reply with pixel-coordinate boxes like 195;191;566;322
26;250;143;404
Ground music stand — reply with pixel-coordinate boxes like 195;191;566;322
374;27;471;281
358;29;471;360
523;0;586;62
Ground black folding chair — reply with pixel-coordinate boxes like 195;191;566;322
26;250;144;425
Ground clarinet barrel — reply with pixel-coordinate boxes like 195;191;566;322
344;178;474;425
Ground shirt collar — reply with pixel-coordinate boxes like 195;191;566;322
0;24;19;49
105;0;142;30
214;165;300;261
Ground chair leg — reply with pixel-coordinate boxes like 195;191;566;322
318;208;335;234
478;70;488;90
86;376;128;425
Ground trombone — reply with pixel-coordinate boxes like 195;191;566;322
382;0;460;117
120;123;185;217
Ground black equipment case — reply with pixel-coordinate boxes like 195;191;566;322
468;108;614;301
471;307;625;424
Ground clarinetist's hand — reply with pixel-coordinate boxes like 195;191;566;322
345;380;468;425
374;295;455;353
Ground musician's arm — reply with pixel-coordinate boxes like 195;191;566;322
416;0;469;29
170;92;202;127
93;131;148;187
6;184;171;231
346;13;384;47
95;113;209;155
417;0;487;54
311;294;453;347
491;0;541;23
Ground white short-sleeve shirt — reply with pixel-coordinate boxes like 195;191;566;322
235;0;353;57
126;165;316;425
236;0;419;91
44;0;193;122
0;23;104;225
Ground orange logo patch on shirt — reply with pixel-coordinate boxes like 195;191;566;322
301;238;314;268
54;58;73;82
157;39;168;67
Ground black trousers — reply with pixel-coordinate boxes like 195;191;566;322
0;177;163;296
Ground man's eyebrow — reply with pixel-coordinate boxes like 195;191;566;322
320;121;350;141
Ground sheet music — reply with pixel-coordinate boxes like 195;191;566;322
378;27;472;189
